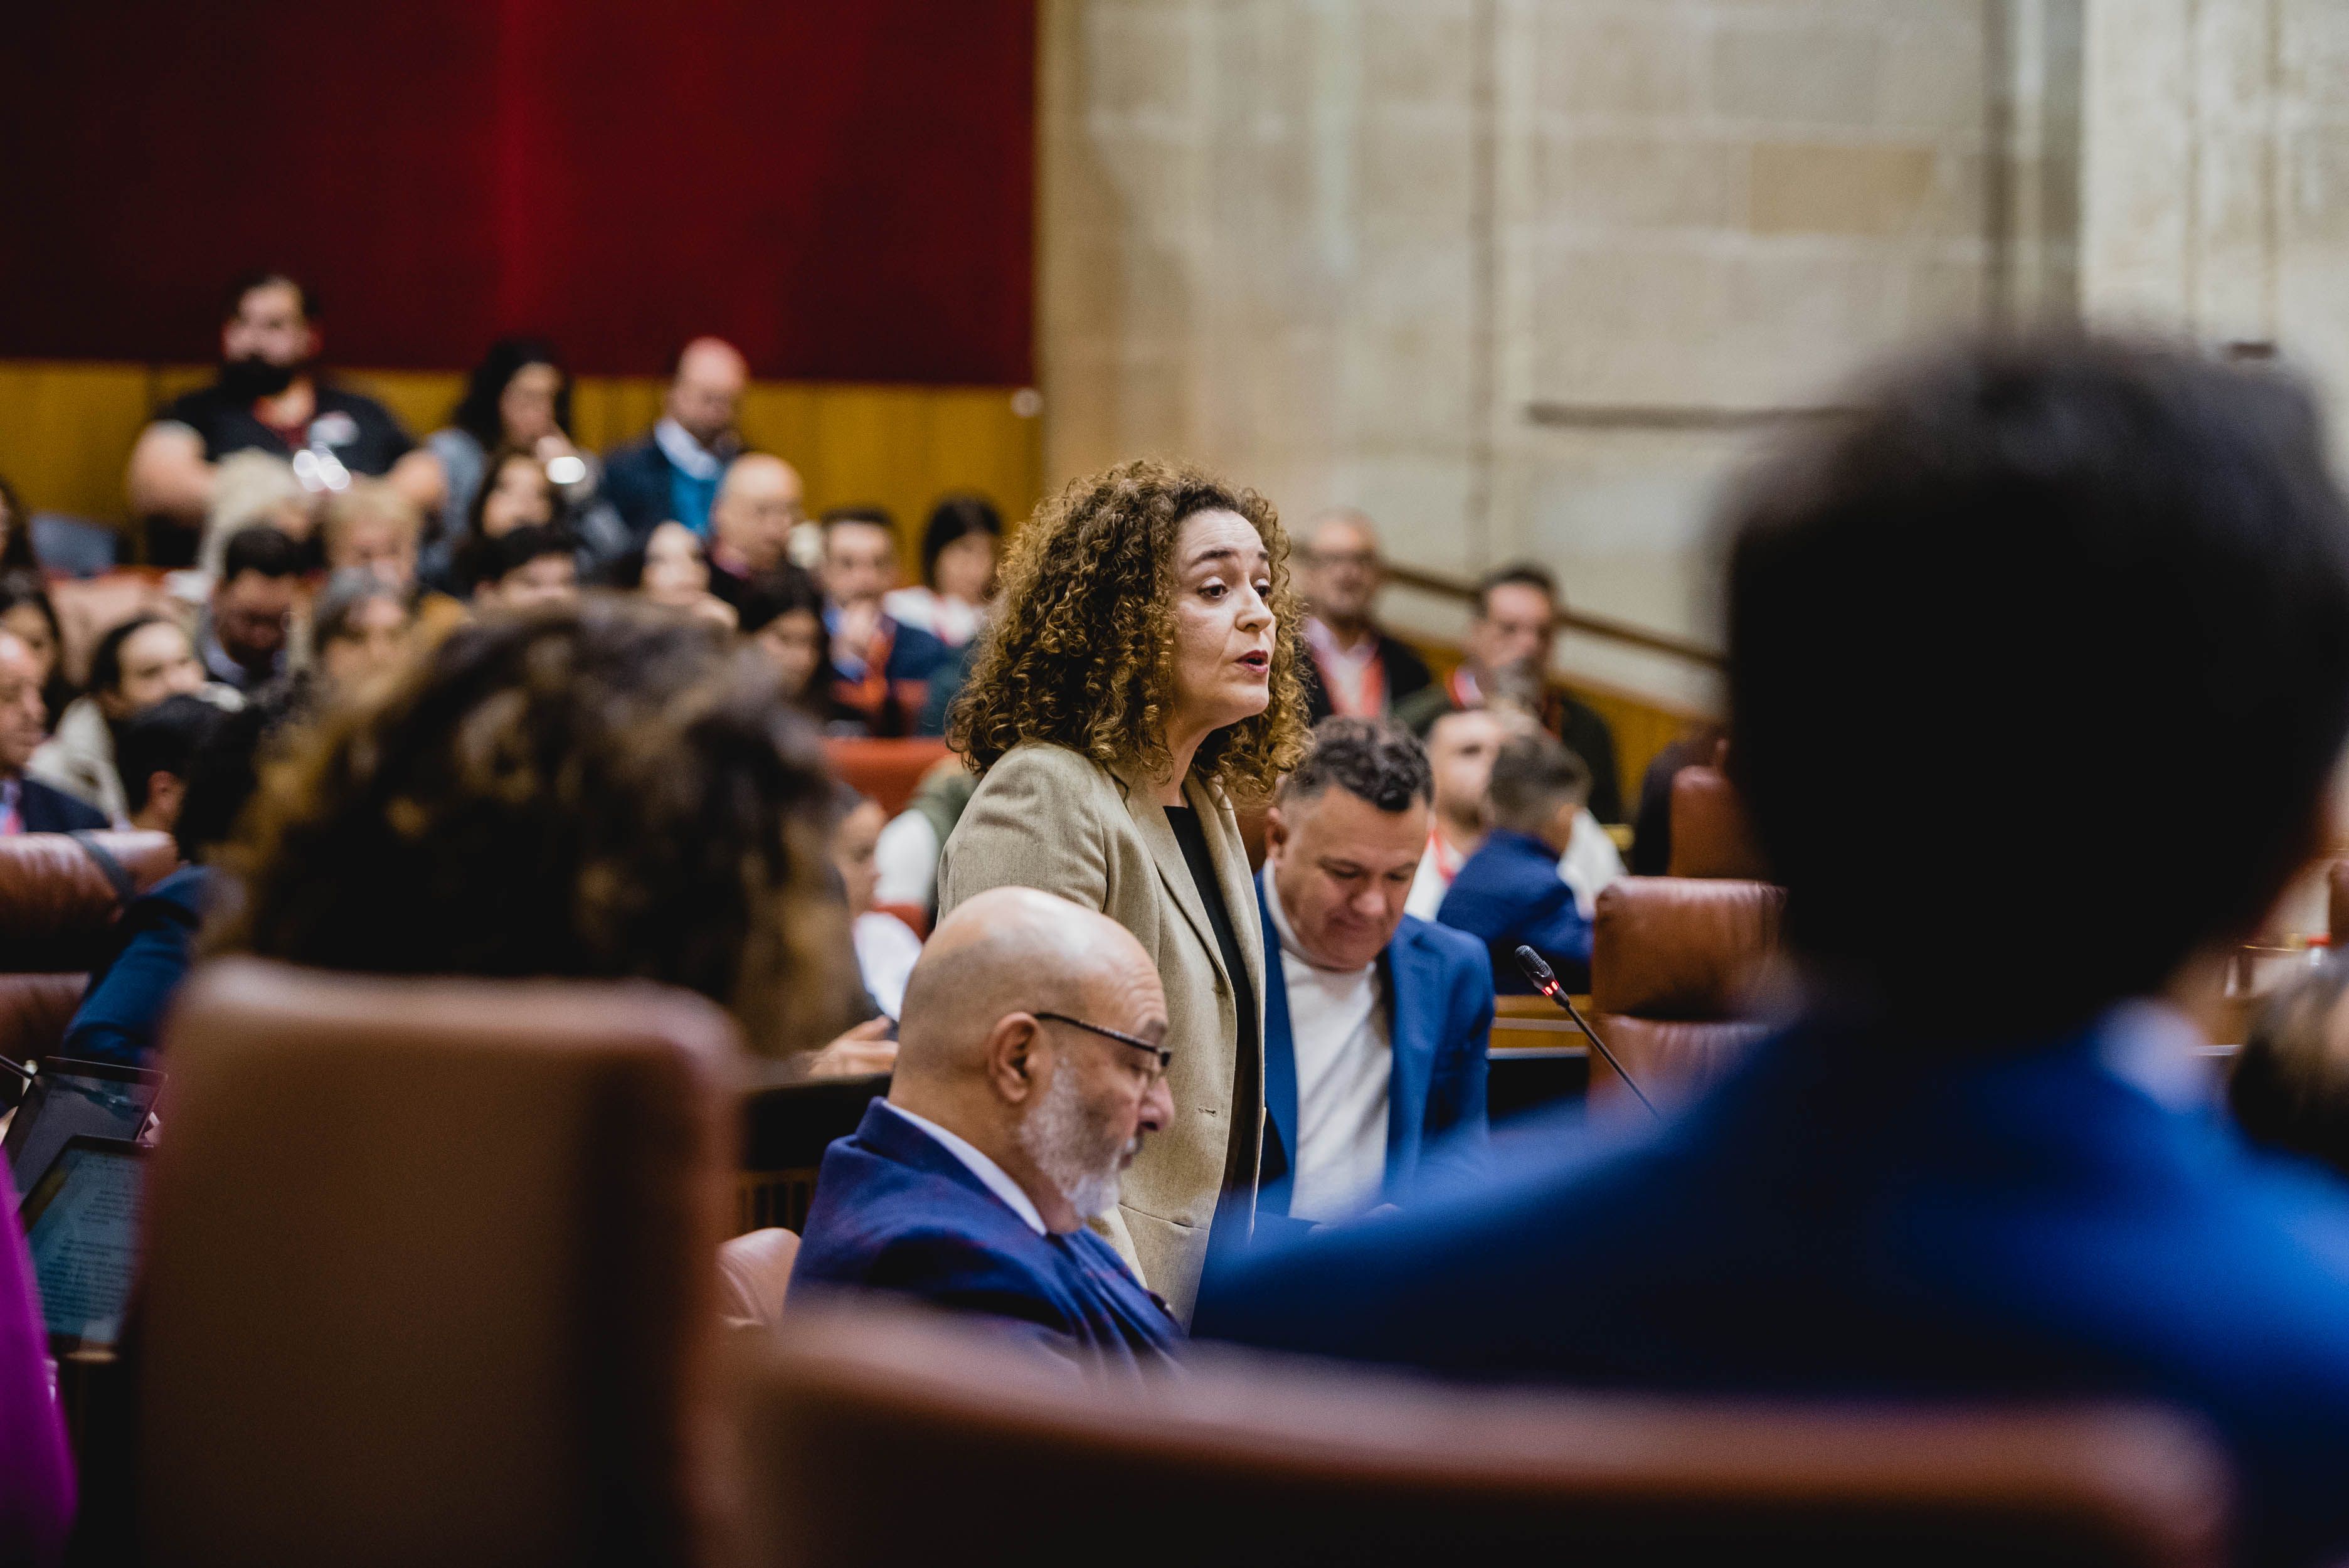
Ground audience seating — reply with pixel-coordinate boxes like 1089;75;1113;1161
739;1069;888;1235
1664;760;1770;880
0;830;178;973
1588;877;1787;1116
718;1229;801;1332
0;972;88;1071
138;958;743;1567
822;737;951;817
45;570;171;686
734;1304;2230;1568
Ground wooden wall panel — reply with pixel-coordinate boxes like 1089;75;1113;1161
0;360;1046;560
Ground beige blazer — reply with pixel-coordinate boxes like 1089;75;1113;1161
936;742;1266;1319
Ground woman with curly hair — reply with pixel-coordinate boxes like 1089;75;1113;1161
938;458;1308;1316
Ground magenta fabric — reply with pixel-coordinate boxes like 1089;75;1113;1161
0;2;1036;384
0;1194;73;1567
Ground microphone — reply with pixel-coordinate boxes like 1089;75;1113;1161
1513;945;1660;1120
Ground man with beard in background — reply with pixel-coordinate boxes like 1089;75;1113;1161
126;270;444;565
790;886;1183;1373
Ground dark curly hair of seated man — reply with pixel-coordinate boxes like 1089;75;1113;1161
213;596;852;1054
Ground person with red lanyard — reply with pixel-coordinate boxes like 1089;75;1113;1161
819;506;948;737
1293;509;1431;723
0;630;106;835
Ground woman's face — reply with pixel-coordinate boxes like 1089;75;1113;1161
933;530;997;604
481;455;555;537
642;521;710;603
105;622;204;719
756;608;824;700
499;362;563;446
0;606;56;687
321;596;410;691
334;514;418;590
1164;508;1276;743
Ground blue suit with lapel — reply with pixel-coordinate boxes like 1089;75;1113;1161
792;1101;1182;1374
1255;874;1492;1219
1198;1011;2349;1568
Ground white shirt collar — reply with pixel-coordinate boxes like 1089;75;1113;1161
879;1099;1049;1236
1263;867;1376;977
2094;999;2224;1113
652;416;727;481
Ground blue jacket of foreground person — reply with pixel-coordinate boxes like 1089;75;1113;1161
1195;1006;2349;1568
792;1101;1182;1374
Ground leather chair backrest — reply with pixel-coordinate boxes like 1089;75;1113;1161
1589;877;1786;1112
2330;859;2349;948
0;830;179;972
139;958;743;1568
1665;764;1771;879
822;738;952;817
0;972;88;1067
717;1228;801;1332
733;1305;2230;1568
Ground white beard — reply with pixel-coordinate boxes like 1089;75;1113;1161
1015;1066;1137;1221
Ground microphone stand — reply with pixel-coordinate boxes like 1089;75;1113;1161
1512;945;1660;1120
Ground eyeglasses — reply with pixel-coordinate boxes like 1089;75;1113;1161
1033;1011;1172;1082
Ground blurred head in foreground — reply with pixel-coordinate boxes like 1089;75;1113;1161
217;597;847;1054
892;887;1172;1227
2234;961;2349;1179
1727;338;2349;1035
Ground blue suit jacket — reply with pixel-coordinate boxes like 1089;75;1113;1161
1197;1011;2349;1568
1255;876;1491;1219
792;1102;1182;1374
62;864;211;1066
17;778;105;834
1434;827;1590;993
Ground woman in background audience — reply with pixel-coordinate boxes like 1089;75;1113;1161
832;786;922;1019
424;444;559;592
0;573;74;726
194;449;315;585
29;613;220;821
737;565;828;712
611;519;737;628
0;474;33;571
428;337;607;542
309;570;412;698
884;492;1001;649
940;458;1307;1313
319;481;465;642
217;598;867;1059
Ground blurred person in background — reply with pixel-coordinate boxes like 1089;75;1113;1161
874;756;978;927
883;493;1002;650
610;519;738;628
940;458;1308;1313
427;336;613;546
820;504;945;736
30;613;221;822
1434;731;1594;994
1404;706;1512;920
113;691;224;837
63;699;278;1067
790;886;1181;1372
1201;338;2349;1568
0;628;105;833
0;573;73;726
1293;508;1429;723
126;270;442;564
192;450;315;591
832;787;922;1020
0;473;34;571
216;598;860;1060
464;526;579;613
200;525;303;691
1392;563;1621;823
602;336;748;539
1253;719;1490;1229
319;482;467;645
706;454;805;608
308;570;413;698
735;565;829;711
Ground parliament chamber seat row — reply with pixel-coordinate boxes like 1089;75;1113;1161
0;830;179;1066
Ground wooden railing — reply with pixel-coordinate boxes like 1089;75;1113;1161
1382;562;1724;670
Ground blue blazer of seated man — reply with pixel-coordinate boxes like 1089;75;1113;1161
1435;729;1600;995
1249;718;1493;1229
789;884;1185;1377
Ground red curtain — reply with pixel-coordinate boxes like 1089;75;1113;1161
0;1;1035;383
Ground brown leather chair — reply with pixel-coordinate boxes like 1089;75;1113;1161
0;972;88;1066
1589;876;1787;1115
0;829;179;972
1665;762;1771;879
139;958;744;1567
733;1305;2230;1568
822;737;952;817
717;1228;801;1332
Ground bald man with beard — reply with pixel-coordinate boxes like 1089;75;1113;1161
789;887;1183;1371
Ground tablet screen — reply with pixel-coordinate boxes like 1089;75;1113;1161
6;1063;160;1203
21;1139;144;1351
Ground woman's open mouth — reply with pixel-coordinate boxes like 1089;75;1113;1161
1237;650;1270;675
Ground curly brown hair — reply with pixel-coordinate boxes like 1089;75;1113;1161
212;596;855;1056
948;458;1310;803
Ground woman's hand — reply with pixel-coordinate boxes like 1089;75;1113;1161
805;1016;897;1078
